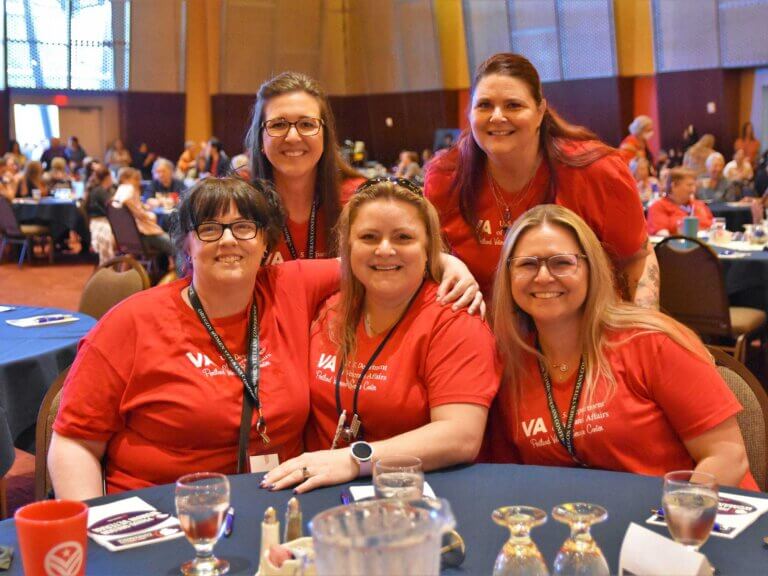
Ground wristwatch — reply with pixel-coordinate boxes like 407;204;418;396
350;441;374;477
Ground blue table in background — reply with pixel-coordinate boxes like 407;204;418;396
709;201;754;232
11;198;85;242
0;306;95;453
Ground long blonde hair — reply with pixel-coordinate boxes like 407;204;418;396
332;180;444;363
491;204;711;405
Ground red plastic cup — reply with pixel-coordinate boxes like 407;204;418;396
15;500;88;576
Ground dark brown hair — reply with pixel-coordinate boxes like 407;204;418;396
444;53;613;230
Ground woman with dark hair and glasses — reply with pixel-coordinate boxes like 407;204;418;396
486;203;756;489
424;53;657;308
49;177;344;498
263;180;499;493
245;71;365;264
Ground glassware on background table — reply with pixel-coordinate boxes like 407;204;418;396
492;506;549;576
709;218;728;244
310;497;455;576
373;455;424;500
175;472;230;575
662;470;718;551
551;502;609;576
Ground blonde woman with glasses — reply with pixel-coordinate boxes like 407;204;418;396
487;204;757;489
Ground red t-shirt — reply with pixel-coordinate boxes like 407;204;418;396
424;143;648;296
486;330;759;490
54;260;340;493
646;197;714;235
304;281;500;450
265;177;365;264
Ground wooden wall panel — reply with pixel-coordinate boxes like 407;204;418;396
656;69;741;158
211;93;255;156
118;93;186;162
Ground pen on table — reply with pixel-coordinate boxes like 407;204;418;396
223;506;235;537
340;490;351;505
650;508;727;533
35;315;71;324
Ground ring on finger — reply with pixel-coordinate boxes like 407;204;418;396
301;466;310;480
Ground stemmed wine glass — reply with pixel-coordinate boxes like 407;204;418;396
662;470;719;551
492;506;549;576
373;456;424;500
175;472;231;575
551;502;609;576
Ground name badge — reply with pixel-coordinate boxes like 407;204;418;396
250;453;280;473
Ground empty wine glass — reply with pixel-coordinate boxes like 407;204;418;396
492;506;549;576
175;472;230;575
662;470;718;551
551;503;609;576
373;456;424;500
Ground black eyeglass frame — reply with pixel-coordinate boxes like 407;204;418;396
507;253;588;277
260;117;325;137
193;219;264;242
355;176;424;196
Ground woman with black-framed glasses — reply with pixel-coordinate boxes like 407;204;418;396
486;204;757;489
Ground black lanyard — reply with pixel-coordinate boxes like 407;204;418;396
537;355;586;465
331;281;424;447
188;284;270;454
282;197;318;259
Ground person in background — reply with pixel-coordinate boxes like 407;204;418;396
394;150;423;181
84;166;116;264
148;157;184;201
8;139;27;169
424;52;657;308
262;179;497;492
647;167;713;235
203;138;231;177
246;71;365;264
65;136;87;173
1;154;22;197
487;204;755;489
629;156;660;204
619;115;655;167
682;134;715;177
734;121;761;167
230;154;252;181
698;152;741;202
724;148;754;185
45;157;72;190
17;160;47;198
105;139;132;173
421;148;434;167
176;140;198;180
40;137;67;171
133;142;157;181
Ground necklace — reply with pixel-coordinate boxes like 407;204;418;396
487;165;539;232
551;361;570;374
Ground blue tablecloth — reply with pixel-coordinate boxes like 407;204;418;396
709;202;754;232
151;207;176;231
714;247;768;311
0;305;95;452
0;465;764;574
11;198;84;241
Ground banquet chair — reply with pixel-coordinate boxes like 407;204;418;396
34;366;70;501
706;346;768;491
0;408;16;518
106;203;159;277
655;236;766;364
0;197;54;267
78;255;151;320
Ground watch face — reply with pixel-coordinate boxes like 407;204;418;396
352;442;373;461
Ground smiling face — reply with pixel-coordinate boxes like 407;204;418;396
669;175;697;205
470;74;545;162
262;91;324;184
187;201;267;292
510;223;588;330
349;198;429;311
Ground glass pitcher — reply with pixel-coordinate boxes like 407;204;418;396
309;498;455;576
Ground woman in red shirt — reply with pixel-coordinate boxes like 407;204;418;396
246;72;365;264
263;179;500;492
487;203;755;489
424;53;657;308
646;167;713;235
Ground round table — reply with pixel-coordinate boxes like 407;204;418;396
0;465;764;574
709;201;754;232
0;305;95;452
11;198;85;242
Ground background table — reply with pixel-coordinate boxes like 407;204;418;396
0;306;95;452
11;198;84;242
709;201;754;232
0;465;764;574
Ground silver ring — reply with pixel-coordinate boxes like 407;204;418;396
301;466;310;480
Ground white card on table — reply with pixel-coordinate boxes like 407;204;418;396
87;496;184;552
348;481;436;501
6;314;79;327
620;523;712;576
0;306;15;313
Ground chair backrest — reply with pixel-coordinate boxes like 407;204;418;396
706;346;768;491
35;366;70;501
0;197;21;236
78;255;151;319
107;203;145;256
655;236;732;337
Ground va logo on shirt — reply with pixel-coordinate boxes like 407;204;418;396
186;352;216;368
476;219;492;236
264;251;285;265
317;353;337;372
522;417;548;437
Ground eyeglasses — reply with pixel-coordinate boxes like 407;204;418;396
194;220;262;242
356;176;424;196
261;117;324;137
508;253;587;279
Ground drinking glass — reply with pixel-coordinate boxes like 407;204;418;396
373;456;424;500
492;506;549;576
175;472;230;575
662;470;718;551
551;503;609;576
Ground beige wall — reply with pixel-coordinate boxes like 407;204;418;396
614;0;655;76
129;0;184;93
